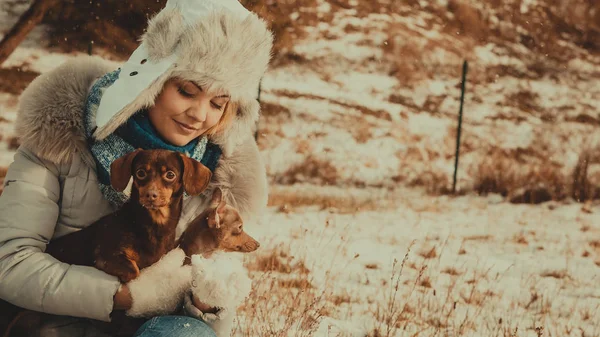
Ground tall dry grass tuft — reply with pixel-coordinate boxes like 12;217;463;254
237;245;329;337
371;242;418;336
571;148;599;202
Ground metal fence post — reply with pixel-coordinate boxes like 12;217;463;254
452;60;468;194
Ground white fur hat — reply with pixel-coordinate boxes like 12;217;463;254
93;0;273;145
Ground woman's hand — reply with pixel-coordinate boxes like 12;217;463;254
113;284;133;311
192;294;218;314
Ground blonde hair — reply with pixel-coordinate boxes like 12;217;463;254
204;101;237;137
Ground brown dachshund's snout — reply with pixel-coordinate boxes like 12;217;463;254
145;188;159;201
139;184;170;209
239;233;260;252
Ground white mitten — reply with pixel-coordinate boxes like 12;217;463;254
186;253;252;337
125;248;192;317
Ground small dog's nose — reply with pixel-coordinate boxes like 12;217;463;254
146;190;159;200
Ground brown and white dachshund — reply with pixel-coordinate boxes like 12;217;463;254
179;186;260;261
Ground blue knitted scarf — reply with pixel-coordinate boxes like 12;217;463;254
83;69;222;207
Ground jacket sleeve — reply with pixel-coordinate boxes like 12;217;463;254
214;138;268;223
0;148;121;322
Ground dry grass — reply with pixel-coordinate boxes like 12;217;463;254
276;156;339;186
238;245;327;336
0;166;6;197
446;0;491;43
241;0;320;65
0;67;40;95
268;191;382;213
231;233;589;337
405;169;452;195
440;0;600;59
370;243;417;337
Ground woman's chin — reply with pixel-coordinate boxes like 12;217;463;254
165;134;194;147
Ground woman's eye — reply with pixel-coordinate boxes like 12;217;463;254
178;87;195;98
165;171;176;180
135;169;147;179
211;102;223;110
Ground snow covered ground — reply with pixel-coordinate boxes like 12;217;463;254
1;0;600;336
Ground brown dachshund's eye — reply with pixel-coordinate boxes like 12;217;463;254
164;171;176;181
135;169;147;180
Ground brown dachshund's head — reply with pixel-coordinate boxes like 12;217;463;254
206;187;260;253
110;149;212;209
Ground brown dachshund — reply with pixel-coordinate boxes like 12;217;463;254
179;187;260;261
0;149;212;337
46;148;212;282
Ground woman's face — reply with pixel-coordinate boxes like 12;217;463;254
148;79;230;146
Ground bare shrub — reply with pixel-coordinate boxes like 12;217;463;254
384;28;427;85
406;169;452;195
472;150;568;204
506;90;543;115
472;154;516;197
276;156;338;186
446;0;491;42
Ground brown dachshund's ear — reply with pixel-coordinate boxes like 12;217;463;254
179;154;212;195
110;149;142;192
209;187;223;209
208;209;221;229
207;188;223;229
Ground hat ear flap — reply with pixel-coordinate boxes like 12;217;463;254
143;8;186;60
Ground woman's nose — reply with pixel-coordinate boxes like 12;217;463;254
187;100;210;122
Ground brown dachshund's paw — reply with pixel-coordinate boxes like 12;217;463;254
95;254;140;283
114;257;140;283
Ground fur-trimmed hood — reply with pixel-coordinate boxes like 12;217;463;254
15;55;261;167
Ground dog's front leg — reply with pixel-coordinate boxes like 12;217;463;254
95;248;141;283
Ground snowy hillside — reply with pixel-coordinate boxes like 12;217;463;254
1;0;600;336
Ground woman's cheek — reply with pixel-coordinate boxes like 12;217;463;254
208;111;224;128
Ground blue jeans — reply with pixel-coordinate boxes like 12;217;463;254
133;316;216;337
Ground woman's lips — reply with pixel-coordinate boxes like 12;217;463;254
173;119;199;134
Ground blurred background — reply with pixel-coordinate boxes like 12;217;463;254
1;1;600;336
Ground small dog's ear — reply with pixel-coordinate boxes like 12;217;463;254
209;187;224;209
110;149;142;192
179;154;212;195
208;210;221;229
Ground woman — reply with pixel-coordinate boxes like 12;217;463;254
0;0;272;336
